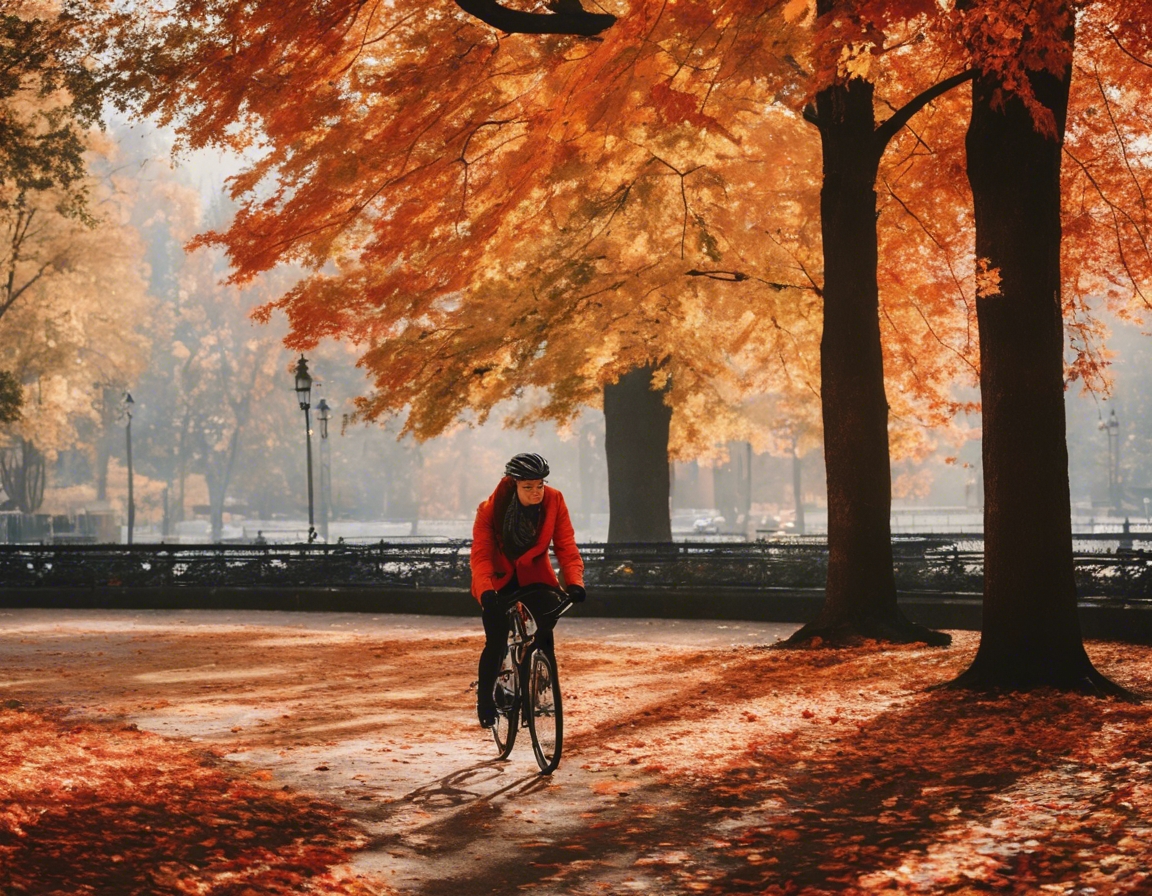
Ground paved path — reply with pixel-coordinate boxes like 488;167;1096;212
0;608;801;893
0;607;800;645
5;610;1148;895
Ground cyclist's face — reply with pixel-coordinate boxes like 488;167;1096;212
516;479;546;505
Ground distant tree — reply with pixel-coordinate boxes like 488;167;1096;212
0;370;21;424
0;146;152;518
0;436;44;513
0;2;104;214
164;246;289;541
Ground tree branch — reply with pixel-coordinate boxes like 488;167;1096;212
453;0;616;36
874;69;974;150
686;268;818;292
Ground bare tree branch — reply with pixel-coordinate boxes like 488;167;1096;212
685;268;816;292
453;0;615;36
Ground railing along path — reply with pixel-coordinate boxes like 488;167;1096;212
0;535;1150;599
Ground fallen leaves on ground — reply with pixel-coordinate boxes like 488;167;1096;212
1;614;1151;894
0;706;382;895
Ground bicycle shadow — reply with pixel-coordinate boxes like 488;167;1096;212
406;761;550;809
356;757;549;831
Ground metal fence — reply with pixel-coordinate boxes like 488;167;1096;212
1;535;1150;599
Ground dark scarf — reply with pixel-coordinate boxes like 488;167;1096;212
502;496;541;561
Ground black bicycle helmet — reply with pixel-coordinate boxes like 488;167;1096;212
504;452;550;480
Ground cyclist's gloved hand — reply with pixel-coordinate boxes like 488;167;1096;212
481;590;500;611
567;584;586;603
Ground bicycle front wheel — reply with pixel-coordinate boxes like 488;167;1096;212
527;649;563;774
492;649;519;759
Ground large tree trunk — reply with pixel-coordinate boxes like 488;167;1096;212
784;76;947;647
603;365;672;543
955;25;1118;692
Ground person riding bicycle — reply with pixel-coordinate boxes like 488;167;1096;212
471;452;586;728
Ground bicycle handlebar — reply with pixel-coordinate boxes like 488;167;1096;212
500;586;577;621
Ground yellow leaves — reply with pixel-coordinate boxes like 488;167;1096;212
782;0;813;26
975;257;1002;298
837;42;872;82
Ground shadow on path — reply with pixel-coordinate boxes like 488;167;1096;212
356;685;1152;895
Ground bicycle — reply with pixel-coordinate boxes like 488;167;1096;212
490;587;574;775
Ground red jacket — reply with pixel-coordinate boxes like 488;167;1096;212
470;477;585;601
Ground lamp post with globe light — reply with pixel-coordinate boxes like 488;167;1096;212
317;397;331;543
293;356;316;543
1099;409;1120;516
124;392;135;545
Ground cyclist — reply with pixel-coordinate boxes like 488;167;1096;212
471;452;586;728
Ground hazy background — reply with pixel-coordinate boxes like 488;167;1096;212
9;119;1152;544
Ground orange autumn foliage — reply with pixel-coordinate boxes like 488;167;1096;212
108;0;987;460
807;1;1152;400
100;0;1152;463
107;1;795;450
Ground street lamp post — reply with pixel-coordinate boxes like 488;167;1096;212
1099;409;1120;516
124;392;135;545
317;398;331;544
294;355;316;543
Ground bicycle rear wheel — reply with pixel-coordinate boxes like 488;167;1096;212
527;649;563;774
492;648;519;759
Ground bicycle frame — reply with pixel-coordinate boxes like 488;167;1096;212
491;590;572;773
504;590;573;673
505;602;535;672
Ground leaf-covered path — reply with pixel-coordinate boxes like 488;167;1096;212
1;608;1150;894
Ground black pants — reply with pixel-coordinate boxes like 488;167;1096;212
477;582;563;713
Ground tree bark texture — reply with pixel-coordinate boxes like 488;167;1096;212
784;77;946;646
957;39;1116;691
604;365;672;543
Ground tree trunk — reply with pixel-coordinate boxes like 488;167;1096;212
175;411;192;526
94;435;110;502
208;486;225;542
791;445;805;537
205;421;243;543
783;76;947;647
713;441;752;534
954;28;1118;693
94;386;118;502
0;437;46;514
603;365;672;543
